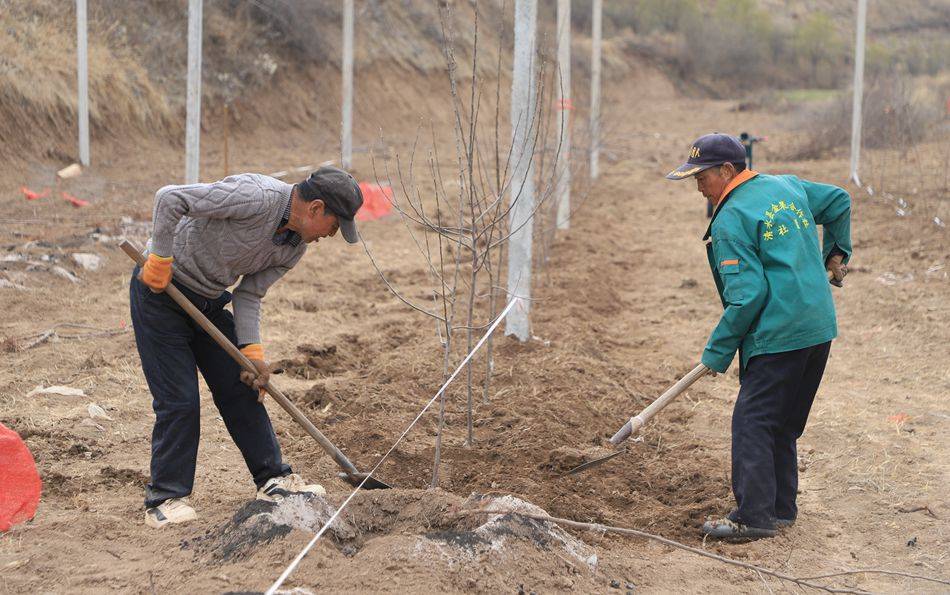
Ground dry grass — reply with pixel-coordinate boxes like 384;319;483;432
782;72;950;225
0;2;174;162
0;0;644;170
0;0;509;165
788;73;949;158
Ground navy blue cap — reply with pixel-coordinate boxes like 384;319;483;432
666;133;746;180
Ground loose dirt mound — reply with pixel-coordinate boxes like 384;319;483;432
272;262;734;543
186;490;601;591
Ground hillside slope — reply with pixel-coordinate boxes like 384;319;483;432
1;0;946;167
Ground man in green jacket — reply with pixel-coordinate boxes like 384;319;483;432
667;133;851;539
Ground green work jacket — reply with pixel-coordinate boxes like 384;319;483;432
701;172;852;373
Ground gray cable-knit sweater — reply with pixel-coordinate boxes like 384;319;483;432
146;173;307;346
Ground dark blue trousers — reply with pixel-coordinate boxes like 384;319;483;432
730;341;831;529
130;269;290;508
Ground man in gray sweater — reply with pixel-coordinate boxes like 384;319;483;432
131;166;363;528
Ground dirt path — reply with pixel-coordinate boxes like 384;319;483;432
1;67;947;593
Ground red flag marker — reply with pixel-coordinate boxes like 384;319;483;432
62;192;89;208
356;183;394;221
20;187;49;201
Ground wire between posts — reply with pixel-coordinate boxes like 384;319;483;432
265;297;521;595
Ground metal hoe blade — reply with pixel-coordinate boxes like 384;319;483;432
564;364;709;479
339;472;392;490
562;448;627;477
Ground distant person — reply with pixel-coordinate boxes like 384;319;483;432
130;167;363;528
666;133;851;540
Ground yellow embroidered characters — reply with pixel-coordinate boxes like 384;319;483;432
762;198;812;241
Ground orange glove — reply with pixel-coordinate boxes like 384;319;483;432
140;253;174;292
239;344;270;402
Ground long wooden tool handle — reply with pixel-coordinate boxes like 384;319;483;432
609;363;709;445
120;240;361;477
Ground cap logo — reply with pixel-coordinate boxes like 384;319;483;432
689;146;701;158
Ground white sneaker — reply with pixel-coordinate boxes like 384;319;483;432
257;473;326;502
145;497;197;528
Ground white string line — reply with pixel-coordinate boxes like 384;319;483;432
265;297;522;595
860;184;945;229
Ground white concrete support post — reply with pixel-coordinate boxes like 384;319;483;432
505;0;538;342
341;0;354;169
849;0;867;186
589;0;602;180
185;0;203;184
76;0;89;167
555;0;572;229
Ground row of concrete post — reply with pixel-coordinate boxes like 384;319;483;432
70;0;867;341
72;1;604;190
72;0;870;186
505;0;602;339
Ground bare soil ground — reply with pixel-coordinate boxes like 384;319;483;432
1;67;947;593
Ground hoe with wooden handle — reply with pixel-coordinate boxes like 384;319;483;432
564;363;710;476
121;240;391;490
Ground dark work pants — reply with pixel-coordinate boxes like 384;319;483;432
729;341;831;529
129;268;290;508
